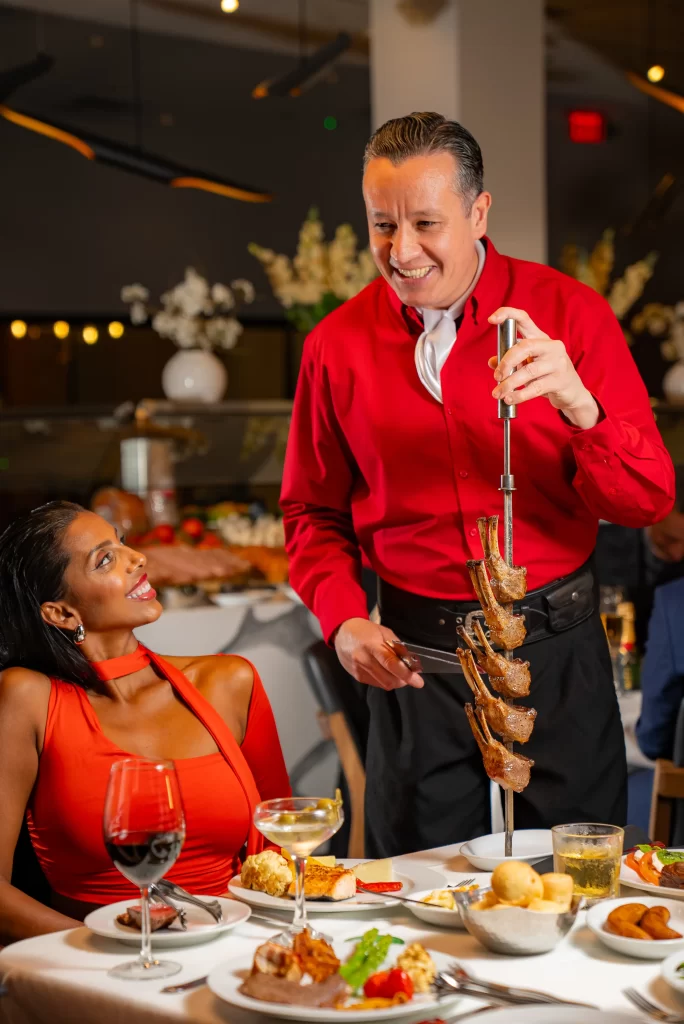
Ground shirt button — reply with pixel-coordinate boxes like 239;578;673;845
469;527;477;537
608;487;617;496
460;470;468;479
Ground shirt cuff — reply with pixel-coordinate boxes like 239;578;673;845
567;397;624;457
313;576;370;645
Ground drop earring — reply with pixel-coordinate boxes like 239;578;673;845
73;623;86;645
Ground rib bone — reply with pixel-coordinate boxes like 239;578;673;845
457;648;536;744
457;622;531;699
477;515;527;603
465;703;534;793
466;559;527;650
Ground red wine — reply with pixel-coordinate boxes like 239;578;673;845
105;831;184;886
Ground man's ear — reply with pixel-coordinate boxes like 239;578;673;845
40;601;78;632
471;191;491;239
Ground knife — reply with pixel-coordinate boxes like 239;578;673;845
384;638;464;675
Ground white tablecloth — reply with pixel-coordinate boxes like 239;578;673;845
2;844;682;1024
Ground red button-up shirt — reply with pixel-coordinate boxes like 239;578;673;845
280;239;674;643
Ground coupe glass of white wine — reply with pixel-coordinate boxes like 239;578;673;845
254;795;343;939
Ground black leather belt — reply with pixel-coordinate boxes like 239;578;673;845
377;558;597;652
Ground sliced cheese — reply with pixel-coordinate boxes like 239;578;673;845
353;858;394;883
280;848;336;870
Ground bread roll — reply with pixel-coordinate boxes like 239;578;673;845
541;872;573;910
491;861;543;907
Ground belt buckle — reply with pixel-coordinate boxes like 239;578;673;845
464;609;486;635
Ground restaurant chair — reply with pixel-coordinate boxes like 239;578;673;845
649;697;684;845
302;640;369;859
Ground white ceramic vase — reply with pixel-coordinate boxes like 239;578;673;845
663;360;684;404
161;349;227;403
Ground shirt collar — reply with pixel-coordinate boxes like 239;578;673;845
384;235;506;333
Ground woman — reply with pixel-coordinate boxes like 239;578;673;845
0;501;290;944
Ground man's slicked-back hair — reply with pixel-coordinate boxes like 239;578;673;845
363;111;484;213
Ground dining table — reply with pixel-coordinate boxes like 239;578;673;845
1;841;682;1024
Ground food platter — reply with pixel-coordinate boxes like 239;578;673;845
207;936;461;1022
586;896;684;960
228;860;445;914
620;848;684;900
84;896;250;947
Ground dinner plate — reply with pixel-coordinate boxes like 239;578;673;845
620;849;684;900
661;949;684;994
228;860;445;914
207;940;461;1022
587;896;684;960
460;830;553;871
403;875;492;929
84;896;250;947
458;1009;636;1024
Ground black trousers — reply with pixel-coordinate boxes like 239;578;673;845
364;609;627;858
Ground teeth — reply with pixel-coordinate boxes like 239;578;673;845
395;266;433;279
128;579;152;599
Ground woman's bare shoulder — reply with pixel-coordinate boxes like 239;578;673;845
0;666;51;732
164;654;254;693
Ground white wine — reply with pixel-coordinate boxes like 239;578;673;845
554;849;620;899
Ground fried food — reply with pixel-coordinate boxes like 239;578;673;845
395;943;436;993
477;516;528;602
241;850;292;898
541;872;573;911
291;931;340;982
527;898;565;913
605;903;648;932
457;648;536;744
491;861;544;907
467;560;527;650
641;907;683;940
603;903;682;940
458;622;531;699
465;704;534;792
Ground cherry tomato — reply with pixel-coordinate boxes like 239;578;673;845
181;517;205;540
363;968;413;1000
196;532;224;549
152;524;176;545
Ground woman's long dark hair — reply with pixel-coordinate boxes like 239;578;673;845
0;501;101;689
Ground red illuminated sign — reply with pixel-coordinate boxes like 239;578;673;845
568;110;607;144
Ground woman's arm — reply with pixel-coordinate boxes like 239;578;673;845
0;668;81;944
240;669;291;801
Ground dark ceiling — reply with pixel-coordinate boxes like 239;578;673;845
549;0;684;96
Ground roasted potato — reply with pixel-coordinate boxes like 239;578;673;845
640;907;683;940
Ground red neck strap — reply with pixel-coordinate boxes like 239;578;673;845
90;644;151;681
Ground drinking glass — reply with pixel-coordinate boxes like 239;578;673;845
254;796;343;938
552;823;624;905
103;758;186;980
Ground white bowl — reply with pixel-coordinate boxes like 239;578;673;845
404;876;491;929
587;896;684;960
461;830;553;871
661;950;684;994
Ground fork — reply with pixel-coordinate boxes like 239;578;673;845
624;987;684;1023
446;963;597;1008
355;877;476;907
152;880;223;923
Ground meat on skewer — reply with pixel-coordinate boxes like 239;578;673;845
477;515;528;603
466;559;527;650
457;622;531;699
465;703;534;793
457;648;536;744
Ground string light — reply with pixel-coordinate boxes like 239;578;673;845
220;0;239;11
82;325;99;344
647;65;665;82
108;321;125;338
53;321;70;339
10;320;27;338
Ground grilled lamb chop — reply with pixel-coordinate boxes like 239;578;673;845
457;622;531;699
477;515;527;603
457;648;536;744
467;560;527;650
465;703;534;792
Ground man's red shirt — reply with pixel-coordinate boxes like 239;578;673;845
280;239;674;642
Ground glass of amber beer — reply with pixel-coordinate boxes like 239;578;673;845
552;823;624;904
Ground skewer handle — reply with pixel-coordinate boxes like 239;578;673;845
498;319;518;421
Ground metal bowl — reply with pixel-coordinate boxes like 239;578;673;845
458;886;582;956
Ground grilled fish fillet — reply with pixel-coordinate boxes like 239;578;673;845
287;863;356;901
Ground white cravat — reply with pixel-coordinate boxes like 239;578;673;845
414;239;486;403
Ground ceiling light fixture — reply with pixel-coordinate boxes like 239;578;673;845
647;64;665;83
253;0;350;98
220;0;239;11
0;23;272;204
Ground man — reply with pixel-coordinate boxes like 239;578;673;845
281;112;674;856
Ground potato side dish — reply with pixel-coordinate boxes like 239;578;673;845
470;861;573;913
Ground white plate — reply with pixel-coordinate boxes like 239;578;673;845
84;896;250;947
228;860;445;914
207;939;460;1022
403;876;491;929
586;896;684;960
457;1009;636;1024
620;850;684;900
461;830;553;871
661;950;684;994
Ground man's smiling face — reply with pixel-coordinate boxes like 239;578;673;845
363;151;490;309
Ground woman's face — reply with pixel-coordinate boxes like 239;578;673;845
56;511;162;633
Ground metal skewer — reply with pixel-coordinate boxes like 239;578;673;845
498;318;518;858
